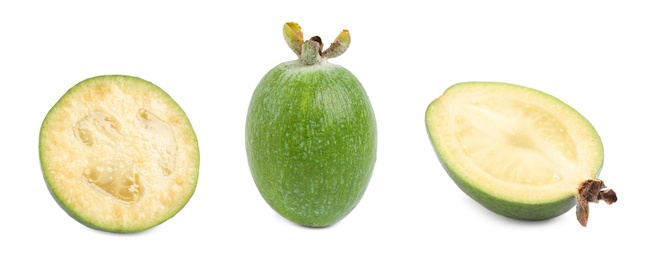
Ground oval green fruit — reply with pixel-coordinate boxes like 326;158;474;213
39;75;199;233
246;22;377;227
425;82;616;226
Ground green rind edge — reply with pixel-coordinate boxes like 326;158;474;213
39;75;200;233
431;140;576;220
425;81;603;221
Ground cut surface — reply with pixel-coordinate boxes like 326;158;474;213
40;75;199;233
454;96;578;186
426;82;603;205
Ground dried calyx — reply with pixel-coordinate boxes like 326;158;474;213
576;179;617;227
283;22;351;65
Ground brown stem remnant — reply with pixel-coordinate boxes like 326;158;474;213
576;179;617;227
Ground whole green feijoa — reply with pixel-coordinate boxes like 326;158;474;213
245;22;377;227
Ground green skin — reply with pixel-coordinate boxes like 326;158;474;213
246;60;377;227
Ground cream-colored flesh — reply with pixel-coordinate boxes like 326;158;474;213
455;97;578;185
40;76;199;232
427;82;603;203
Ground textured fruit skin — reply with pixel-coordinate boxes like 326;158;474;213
39;75;199;233
246;60;377;227
425;82;602;221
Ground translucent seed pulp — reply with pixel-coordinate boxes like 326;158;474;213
137;109;178;176
454;98;578;185
84;161;142;202
73;109;178;203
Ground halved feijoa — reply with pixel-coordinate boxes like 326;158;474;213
425;82;616;226
39;75;199;233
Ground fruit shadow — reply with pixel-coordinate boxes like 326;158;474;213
269;212;343;230
89;226;160;236
460;196;560;227
78;220;180;236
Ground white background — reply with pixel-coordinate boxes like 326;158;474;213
1;1;642;259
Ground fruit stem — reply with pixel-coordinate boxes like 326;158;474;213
282;22;351;64
575;179;617;227
300;36;323;65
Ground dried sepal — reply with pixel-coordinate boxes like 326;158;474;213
599;189;617;204
286;22;351;63
283;22;304;57
575;179;617;227
575;199;590;227
322;29;350;59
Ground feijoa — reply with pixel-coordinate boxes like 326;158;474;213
425;82;616;226
39;75;199;233
246;22;377;227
